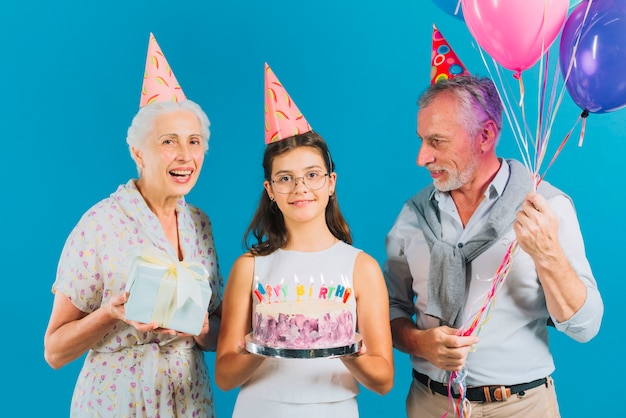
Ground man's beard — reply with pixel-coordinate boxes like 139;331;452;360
430;155;479;192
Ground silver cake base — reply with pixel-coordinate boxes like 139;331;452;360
245;333;362;359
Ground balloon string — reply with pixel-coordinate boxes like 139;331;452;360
518;73;526;111
535;53;549;173
454;0;462;17
536;51;550;164
534;1;550;173
561;0;594;89
445;4;597;417
458;240;518;336
578;110;588;146
475;43;529;170
542;59;570;167
447;239;519;416
539;110;588;183
538;132;572;184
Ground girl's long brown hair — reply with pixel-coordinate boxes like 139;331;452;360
243;131;352;255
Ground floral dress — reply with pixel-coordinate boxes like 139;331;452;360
53;180;223;418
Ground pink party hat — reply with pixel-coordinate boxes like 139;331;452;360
139;33;186;107
264;63;311;144
430;24;469;84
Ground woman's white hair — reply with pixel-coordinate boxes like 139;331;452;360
126;99;211;175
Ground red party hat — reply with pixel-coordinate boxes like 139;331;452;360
264;63;312;144
139;33;186;107
430;24;470;84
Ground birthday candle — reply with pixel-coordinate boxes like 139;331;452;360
279;278;287;301
342;287;352;303
265;284;273;303
335;284;345;299
296;284;305;301
318;274;328;299
308;276;314;299
295;275;305;301
341;274;353;303
253;277;263;302
328;280;336;301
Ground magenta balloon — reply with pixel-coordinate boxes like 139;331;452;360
461;0;569;74
560;0;626;113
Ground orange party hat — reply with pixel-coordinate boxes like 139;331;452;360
430;24;469;84
264;63;311;144
139;33;186;107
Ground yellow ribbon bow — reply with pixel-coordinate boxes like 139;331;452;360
128;247;210;328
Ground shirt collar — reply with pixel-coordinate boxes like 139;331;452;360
490;158;509;198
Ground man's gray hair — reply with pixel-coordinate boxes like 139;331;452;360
418;75;503;140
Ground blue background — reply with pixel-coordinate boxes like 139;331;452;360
3;1;621;416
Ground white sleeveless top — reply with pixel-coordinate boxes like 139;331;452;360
240;241;361;403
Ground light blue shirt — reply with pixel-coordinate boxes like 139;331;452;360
384;160;603;386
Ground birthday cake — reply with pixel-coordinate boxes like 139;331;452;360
253;300;355;349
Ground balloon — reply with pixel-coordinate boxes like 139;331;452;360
560;0;626;113
431;0;464;21
569;0;584;9
461;0;569;75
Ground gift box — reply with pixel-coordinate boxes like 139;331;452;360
125;251;213;336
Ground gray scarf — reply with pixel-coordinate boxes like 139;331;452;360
409;159;564;328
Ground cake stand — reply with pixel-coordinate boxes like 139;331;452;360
245;333;362;359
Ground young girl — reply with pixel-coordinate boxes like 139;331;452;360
215;128;394;417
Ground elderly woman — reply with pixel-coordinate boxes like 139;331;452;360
44;35;223;418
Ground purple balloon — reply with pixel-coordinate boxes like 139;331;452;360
560;0;626;113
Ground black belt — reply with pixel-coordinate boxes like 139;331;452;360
412;369;547;402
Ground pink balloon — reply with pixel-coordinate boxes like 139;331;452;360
461;0;569;75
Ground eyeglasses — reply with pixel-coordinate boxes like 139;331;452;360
271;170;329;194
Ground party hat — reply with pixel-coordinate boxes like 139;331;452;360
430;24;469;84
139;33;186;107
264;63;311;144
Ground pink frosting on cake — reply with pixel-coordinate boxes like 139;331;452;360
253;300;355;349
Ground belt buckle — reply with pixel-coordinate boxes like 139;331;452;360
485;385;511;402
